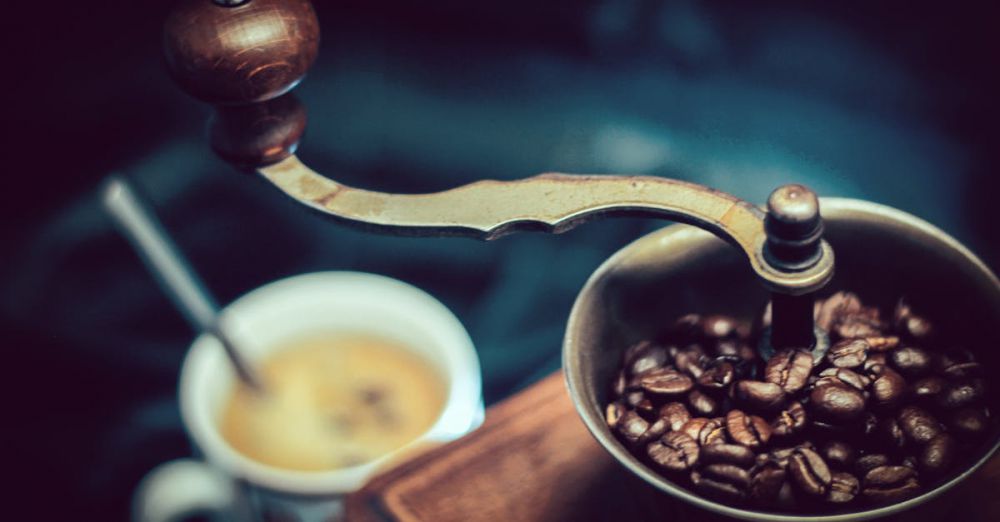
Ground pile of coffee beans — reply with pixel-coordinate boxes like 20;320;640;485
605;292;993;511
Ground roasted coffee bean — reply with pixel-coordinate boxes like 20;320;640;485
815;292;863;333
698;361;735;390
826;472;860;504
788;447;832;496
862;465;920;503
942;362;983;380
658;401;691;432
855;454;891;476
898;406;943;446
748;460;787;504
691;470;745;501
640;368;694;397
641;418;670;444
868;364;908;410
893;299;933;340
820;441;856;470
920;434;957;475
647;431;700;471
681;417;728;446
674;349;706;379
766;349;813;394
950;407;989;438
617;410;650;444
874;417;907;452
605;402;625;429
937;378;985;409
827;339;869;369
911;376;946;403
688;389;721;417
772;402;808;438
624;390;645;408
901;455;918;469
835;315;883;340
891;346;932;377
702;443;756;467
627;342;669;376
862;412;879;438
737;381;786;412
817;367;870;392
669;313;703;340
726;409;772;450
810;383;866;422
703;463;751;490
864;336;900;352
703;315;738;339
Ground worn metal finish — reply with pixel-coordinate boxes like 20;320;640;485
563;198;1000;521
258;155;834;295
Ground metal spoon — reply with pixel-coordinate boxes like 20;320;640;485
100;175;265;393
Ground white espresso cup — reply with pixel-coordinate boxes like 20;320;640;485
133;271;484;522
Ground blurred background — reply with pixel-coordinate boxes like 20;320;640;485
3;0;998;519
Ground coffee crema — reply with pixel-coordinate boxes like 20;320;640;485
220;334;447;471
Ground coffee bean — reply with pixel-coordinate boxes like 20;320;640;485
726;409;772;450
612;371;628;397
827;339;869;369
703;463;751;489
937;378;985;409
681;417;727;446
691;470;745;501
874;417;907;452
835;315;883;340
641;418;670;444
868;364;908;410
862;465;919;503
766;349;813;395
893;299;933;341
912;376;947;403
669;313;703;341
617;410;650;444
624;390;645;408
658;401;691;432
698;361;735;390
627;342;669;376
920;434;957;475
891;347;932;377
820;441;856;470
703;315;738;339
942;362;983;380
688;389;721;417
826;472;860;504
674;349;706;379
605;402;625;430
737;381;786;412
788;447;832;496
702;443;756;467
647;431;700;471
898;406;943;446
640;368;694;397
817;367;870;392
815;292;863;333
864;336;900;352
748;460;787;504
951;407;989;438
810;383;866;422
772;402;808;438
855;454;890;476
864;353;888;372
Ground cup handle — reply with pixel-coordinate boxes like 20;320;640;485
132;459;238;522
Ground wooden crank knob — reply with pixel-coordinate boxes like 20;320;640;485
163;0;320;105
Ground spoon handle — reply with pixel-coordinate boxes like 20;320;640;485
101;176;264;391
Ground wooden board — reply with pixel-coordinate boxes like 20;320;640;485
345;372;1000;521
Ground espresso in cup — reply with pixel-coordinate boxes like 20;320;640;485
221;333;447;472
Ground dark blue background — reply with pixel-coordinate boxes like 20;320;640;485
3;1;998;519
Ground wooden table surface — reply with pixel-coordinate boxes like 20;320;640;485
345;372;1000;521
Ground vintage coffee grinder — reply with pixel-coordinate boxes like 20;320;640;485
162;1;1000;519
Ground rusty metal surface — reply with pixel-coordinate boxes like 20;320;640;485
258;155;833;295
